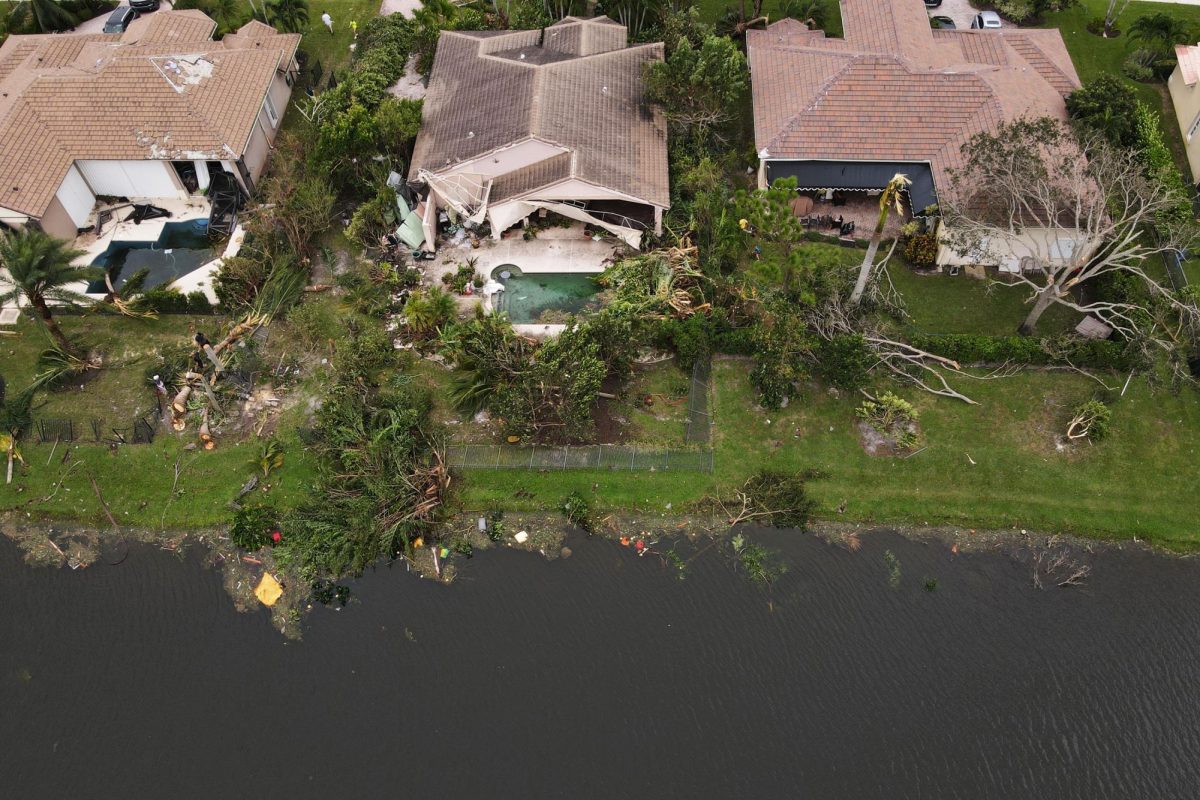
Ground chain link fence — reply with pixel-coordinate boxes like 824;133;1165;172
685;356;712;444
446;443;713;473
35;405;160;446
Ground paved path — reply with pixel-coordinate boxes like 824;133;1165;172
380;0;423;18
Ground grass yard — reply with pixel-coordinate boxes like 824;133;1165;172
3;312;212;422
887;264;1081;336
453;358;1200;548
1038;0;1198;172
0;310;323;528
608;361;693;446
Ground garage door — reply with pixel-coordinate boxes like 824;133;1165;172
54;165;95;227
77;160;182;199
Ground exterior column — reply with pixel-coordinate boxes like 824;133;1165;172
653;205;663;236
194;160;210;192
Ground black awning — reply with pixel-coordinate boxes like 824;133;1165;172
764;160;939;215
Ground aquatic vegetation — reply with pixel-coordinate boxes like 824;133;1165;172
884;549;902;589
730;533;787;586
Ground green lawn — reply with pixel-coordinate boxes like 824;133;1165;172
3;312;211;422
1038;0;1198;173
454;357;1200;548
887;264;1081;336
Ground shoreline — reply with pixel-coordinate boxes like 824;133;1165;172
4;508;1190;638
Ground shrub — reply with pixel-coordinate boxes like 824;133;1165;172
1067;398;1112;441
561;491;593;533
739;470;817;530
857;391;918;429
229;504;277;551
712;325;756;356
654;314;711;369
817;333;873;391
902;233;938;268
907;333;1133;370
1123;50;1156;81
1132;102;1195;227
185;291;213;314
134;288;190;313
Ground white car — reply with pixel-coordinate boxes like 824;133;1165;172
971;11;1002;29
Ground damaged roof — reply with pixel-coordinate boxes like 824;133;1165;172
409;17;670;209
748;0;1081;207
0;11;299;218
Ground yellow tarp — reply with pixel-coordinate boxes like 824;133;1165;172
254;573;283;607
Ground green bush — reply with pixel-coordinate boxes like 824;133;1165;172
739;470;818;530
561;491;593;533
654;315;711;369
1068;398;1112;441
185;291;213;313
908;333;1133;370
229;505;277;551
902;233;938;268
817;333;873;391
712;326;756;356
134;288;190;313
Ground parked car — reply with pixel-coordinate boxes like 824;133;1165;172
970;11;1002;29
931;15;956;29
924;0;942;7
102;6;136;33
129;0;161;11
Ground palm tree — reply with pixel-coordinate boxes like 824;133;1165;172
8;0;79;33
1128;13;1189;55
848;173;910;306
266;0;309;33
0;228;96;355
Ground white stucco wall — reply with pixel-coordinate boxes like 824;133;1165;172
54;164;96;228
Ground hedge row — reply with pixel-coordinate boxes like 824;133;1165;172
133;288;214;315
908;333;1134;371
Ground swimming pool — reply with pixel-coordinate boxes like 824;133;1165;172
86;219;215;294
491;265;602;323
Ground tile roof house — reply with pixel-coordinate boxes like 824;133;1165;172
748;0;1082;269
1168;42;1200;187
409;16;669;250
0;11;300;239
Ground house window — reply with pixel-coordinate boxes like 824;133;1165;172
1189;111;1200;142
263;95;279;128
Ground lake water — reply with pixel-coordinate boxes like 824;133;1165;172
2;529;1199;799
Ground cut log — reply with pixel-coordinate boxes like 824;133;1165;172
171;385;193;414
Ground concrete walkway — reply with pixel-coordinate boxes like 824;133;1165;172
75;1;175;34
380;0;423;18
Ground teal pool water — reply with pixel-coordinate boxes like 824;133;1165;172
491;265;602;323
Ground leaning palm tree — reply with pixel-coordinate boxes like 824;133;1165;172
266;0;310;33
0;228;96;355
848;173;911;306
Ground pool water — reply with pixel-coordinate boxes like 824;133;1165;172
86;219;215;294
491;265;602;323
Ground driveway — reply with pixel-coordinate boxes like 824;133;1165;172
75;1;175;34
927;0;976;30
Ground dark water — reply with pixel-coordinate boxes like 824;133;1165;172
2;530;1199;799
86;220;214;293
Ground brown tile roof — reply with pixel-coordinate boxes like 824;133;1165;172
749;0;1080;205
0;12;298;218
410;17;669;209
1176;42;1200;85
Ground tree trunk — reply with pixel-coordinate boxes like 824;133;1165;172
1019;286;1058;336
848;235;882;306
32;295;73;355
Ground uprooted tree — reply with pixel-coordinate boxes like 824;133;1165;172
943;117;1200;340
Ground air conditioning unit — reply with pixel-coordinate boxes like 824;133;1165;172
946;265;960;276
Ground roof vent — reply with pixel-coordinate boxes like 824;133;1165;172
602;85;608;94
519;52;526;60
467;131;475;138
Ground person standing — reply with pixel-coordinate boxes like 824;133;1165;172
321;11;333;34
